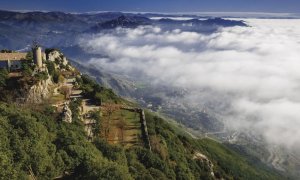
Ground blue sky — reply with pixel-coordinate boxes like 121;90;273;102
1;0;300;13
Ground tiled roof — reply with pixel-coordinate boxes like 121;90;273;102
0;53;27;61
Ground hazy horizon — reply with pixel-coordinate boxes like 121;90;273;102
2;0;300;14
2;9;300;20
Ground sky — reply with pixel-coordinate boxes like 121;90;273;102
1;0;300;13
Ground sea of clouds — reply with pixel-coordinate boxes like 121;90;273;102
79;19;300;150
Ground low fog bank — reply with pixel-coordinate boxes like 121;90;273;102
79;19;300;151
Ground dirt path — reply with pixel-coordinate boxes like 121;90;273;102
60;78;97;138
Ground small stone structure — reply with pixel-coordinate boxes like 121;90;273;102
0;45;45;71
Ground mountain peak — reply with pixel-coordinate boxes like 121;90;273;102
89;15;151;32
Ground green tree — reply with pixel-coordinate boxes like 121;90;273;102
0;151;17;179
0;49;13;53
26;51;33;61
90;110;101;136
34;71;48;81
21;61;33;77
0;68;8;88
46;61;56;76
52;71;60;83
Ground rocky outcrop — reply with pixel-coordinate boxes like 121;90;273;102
48;50;69;65
47;50;72;71
25;77;53;103
193;152;216;178
62;102;72;123
47;50;61;62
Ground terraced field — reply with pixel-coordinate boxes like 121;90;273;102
101;107;143;148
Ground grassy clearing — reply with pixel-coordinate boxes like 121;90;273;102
101;107;143;148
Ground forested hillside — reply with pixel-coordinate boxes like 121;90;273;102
0;101;282;179
0;49;282;179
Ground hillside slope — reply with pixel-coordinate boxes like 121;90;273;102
0;102;283;179
0;55;283;179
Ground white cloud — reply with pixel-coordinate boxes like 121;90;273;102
79;19;300;150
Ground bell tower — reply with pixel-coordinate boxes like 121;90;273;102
32;43;43;69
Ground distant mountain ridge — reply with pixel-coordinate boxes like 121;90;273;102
0;10;248;50
89;15;152;31
157;17;247;27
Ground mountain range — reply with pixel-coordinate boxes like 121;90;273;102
0;10;247;50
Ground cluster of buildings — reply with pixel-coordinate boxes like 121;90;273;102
0;45;44;71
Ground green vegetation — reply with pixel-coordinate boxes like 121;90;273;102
0;49;283;179
0;98;282;179
0;68;8;88
0;49;14;53
99;108;142;148
77;75;120;105
21;61;33;76
25;51;33;61
45;60;55;76
45;57;68;84
144;112;282;180
0;102;132;179
34;71;49;81
45;60;61;83
90;110;102;136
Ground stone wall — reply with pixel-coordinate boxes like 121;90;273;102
139;109;152;151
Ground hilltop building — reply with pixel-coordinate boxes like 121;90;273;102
0;52;27;70
0;45;46;71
